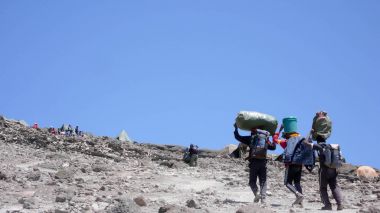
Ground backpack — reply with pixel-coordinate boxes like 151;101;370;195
321;144;342;168
283;136;314;166
283;136;303;164
250;129;269;158
190;144;198;153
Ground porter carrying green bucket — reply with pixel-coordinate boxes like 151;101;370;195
283;116;297;133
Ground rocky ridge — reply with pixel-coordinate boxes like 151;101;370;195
0;116;379;213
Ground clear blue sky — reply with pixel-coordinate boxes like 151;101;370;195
1;1;379;168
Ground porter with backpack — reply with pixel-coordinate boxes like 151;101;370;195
234;123;276;205
303;111;344;211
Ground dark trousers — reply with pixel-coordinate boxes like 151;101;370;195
249;159;267;199
319;166;343;206
189;154;198;167
284;164;303;195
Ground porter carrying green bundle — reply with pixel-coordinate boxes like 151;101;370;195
235;111;278;135
312;111;332;141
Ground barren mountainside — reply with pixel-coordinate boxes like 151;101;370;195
0;116;379;213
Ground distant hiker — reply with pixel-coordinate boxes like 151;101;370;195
303;132;344;210
60;124;67;135
234;123;276;205
49;126;56;135
189;144;199;166
273;117;314;207
32;123;39;129
67;124;73;136
75;126;79;136
183;144;199;167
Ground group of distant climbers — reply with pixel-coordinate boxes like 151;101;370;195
32;123;83;137
233;111;343;211
56;124;83;136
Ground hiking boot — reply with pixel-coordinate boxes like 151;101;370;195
254;194;261;203
337;204;344;211
321;205;332;210
292;193;304;206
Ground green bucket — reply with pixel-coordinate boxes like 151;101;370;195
283;117;298;133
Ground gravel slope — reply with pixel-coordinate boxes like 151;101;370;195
0;116;379;213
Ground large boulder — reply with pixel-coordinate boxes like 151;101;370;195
27;169;41;181
159;204;209;213
0;171;7;180
338;163;357;175
55;187;76;202
19;197;38;209
186;199;199;209
54;169;75;180
356;166;379;180
134;196;147;207
106;197;141;213
236;204;274;213
221;144;238;156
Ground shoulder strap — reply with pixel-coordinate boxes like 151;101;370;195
325;144;332;150
250;134;257;144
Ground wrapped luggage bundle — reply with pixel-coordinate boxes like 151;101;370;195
235;111;278;135
312;111;332;141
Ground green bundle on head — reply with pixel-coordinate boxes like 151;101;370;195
312;112;332;141
235;111;278;135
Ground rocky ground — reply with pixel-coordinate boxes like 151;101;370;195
0;116;380;213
